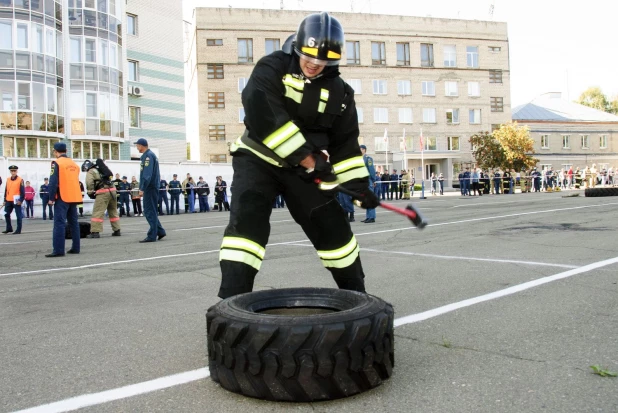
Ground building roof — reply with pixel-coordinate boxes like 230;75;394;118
512;92;618;123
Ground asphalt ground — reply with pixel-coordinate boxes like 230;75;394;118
1;190;617;413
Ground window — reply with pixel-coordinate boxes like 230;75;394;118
446;109;459;124
374;136;387;152
422;108;436;123
238;77;248;93
468;81;480;97
371;41;386;65
46;86;56;113
207;63;224;79
238;39;253;63
109;43;117;68
356;108;363;123
17;82;30;110
209;125;225;141
208;92;225;109
129;106;140;127
491;124;501;132
348;79;362;94
45;28;55;57
99;39;108;66
541;135;549;149
70;37;82;62
600;135;608;149
0;21;12;50
448;136;460;151
466;46;479;68
396;42;410;66
489;46;501;52
372;80;387;95
127;14;137;36
489;70;502;83
443;45;456;67
32;24;44;53
581;135;590;149
469;109;481;124
490;97;503;112
397;80;411;96
421;81;435;96
373;108;388;123
424;136;437;151
207;39;223;46
399;108;413;123
86;92;97;117
265;38;280;55
16;22;29;50
85;38;96;63
421;43;434;67
1;80;16;110
444;81;458;96
238;108;245;123
562;135;570;149
210;154;227;163
128;60;138;81
346;41;360;65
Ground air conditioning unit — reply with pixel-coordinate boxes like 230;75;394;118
126;86;134;95
133;86;144;96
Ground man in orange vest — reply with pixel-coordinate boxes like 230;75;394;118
2;165;25;234
45;142;83;257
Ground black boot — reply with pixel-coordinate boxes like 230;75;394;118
348;212;355;222
112;230;121;236
86;232;100;238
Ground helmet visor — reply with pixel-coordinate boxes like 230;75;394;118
296;49;340;67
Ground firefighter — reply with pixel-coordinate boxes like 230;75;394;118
217;12;379;299
83;160;121;238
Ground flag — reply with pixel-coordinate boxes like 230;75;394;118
419;131;424;152
401;129;407;151
383;128;388;143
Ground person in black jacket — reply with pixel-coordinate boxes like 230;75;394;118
196;176;210;212
217;12;379;299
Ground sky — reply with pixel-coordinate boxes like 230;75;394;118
183;0;617;107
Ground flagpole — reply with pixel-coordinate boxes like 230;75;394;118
402;128;406;173
385;128;389;172
420;128;426;199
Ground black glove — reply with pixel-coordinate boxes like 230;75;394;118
353;188;380;209
300;155;339;192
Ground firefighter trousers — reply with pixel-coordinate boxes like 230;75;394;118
218;152;366;299
91;190;120;233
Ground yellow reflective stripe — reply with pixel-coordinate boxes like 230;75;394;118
327;50;341;59
283;75;305;91
273;132;306;158
317;236;357;260
301;47;318;57
320;89;329;101
318;101;326;113
285;86;303;104
263;122;300;149
333;156;365;174
318;181;339;191
320;245;360;269
336;167;369;184
230;136;282;167
221;236;265;259
220;249;262;271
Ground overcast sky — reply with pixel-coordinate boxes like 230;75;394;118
184;0;617;107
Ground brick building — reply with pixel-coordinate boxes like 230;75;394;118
191;8;511;185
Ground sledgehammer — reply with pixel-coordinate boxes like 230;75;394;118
336;186;429;229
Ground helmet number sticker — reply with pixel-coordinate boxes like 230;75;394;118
307;37;316;47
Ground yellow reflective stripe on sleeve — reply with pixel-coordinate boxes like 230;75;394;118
333;156;365;174
285;86;303;104
221;236;266;259
318;180;339;191
283;75;305;91
320;89;329;101
318;101;326;113
272;132;306;158
317;236;358;260
220;249;263;271
230;136;282;167
319;244;360;269
263;122;300;150
336;167;369;184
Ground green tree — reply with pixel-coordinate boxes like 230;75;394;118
608;96;618;115
469;131;505;170
492;122;538;171
577;87;609;112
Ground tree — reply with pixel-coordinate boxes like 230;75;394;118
577;87;609;112
469;131;505;170
186;142;191;160
492;122;538;171
608;96;618;115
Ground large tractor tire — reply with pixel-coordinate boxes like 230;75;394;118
206;288;394;402
584;187;618;197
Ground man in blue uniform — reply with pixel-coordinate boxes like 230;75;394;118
158;178;170;215
135;138;166;243
359;145;376;223
118;176;132;217
462;167;471;196
39;177;53;220
2;165;25;234
168;174;182;215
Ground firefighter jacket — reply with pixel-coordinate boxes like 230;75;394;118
231;50;369;189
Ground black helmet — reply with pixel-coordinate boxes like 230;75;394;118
81;159;94;172
293;12;344;66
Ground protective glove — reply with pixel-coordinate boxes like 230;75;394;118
352;188;380;209
300;155;339;192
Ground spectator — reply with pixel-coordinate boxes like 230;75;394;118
24;181;36;218
186;177;196;213
400;170;410;200
471;169;480;196
130;176;143;217
430;172;437;195
39;177;53;220
158;178;170;215
389;169;399;200
119;176;132;217
373;171;382;200
380;171;389;200
182;173;191;213
438;173;445;195
214;176;229;211
196;176;210;212
168;174;182;215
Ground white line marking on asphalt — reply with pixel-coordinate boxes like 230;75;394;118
12;255;618;413
394;255;618;327
2;202;616;278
